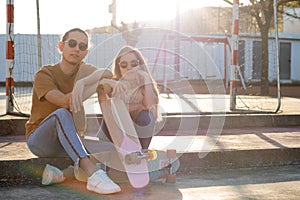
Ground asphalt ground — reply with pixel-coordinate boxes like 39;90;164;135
0;165;299;200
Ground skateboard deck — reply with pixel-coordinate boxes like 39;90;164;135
73;149;180;183
100;97;149;188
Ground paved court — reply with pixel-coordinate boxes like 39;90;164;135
1;85;300;115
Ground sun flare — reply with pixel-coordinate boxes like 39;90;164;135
117;0;225;24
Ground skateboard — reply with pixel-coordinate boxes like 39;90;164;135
72;149;180;184
96;83;151;188
95;149;180;183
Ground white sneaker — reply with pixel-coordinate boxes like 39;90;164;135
42;164;66;185
87;169;121;194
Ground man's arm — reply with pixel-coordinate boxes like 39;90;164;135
80;68;113;86
45;89;72;109
71;69;113;113
81;70;113;101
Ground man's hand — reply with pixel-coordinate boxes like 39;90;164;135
71;79;85;113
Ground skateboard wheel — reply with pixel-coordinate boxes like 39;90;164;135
146;150;157;161
166;174;176;183
167;149;177;158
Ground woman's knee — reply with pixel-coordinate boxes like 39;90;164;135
134;111;156;140
134;110;155;127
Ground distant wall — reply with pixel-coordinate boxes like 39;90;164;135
283;8;300;34
1;32;300;84
0;33;227;83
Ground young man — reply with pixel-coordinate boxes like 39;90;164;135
25;28;121;194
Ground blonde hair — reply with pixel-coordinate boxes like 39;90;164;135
112;45;159;95
112;46;161;121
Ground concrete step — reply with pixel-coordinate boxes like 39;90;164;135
1;114;300;135
1;126;299;185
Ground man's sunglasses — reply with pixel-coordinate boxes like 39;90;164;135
119;60;139;69
65;39;88;51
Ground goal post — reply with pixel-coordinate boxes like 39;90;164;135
6;0;14;114
229;0;239;110
229;0;281;113
273;0;281;113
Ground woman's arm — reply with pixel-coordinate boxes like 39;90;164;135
142;82;158;110
137;70;159;110
128;103;145;112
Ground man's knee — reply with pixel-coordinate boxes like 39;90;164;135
55;108;72;118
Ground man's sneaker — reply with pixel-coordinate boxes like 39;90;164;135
42;164;66;185
87;169;121;194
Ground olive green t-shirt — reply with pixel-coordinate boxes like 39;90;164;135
25;63;97;139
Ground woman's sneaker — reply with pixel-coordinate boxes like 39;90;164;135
74;163;103;182
87;169;121;194
74;164;88;182
42;164;66;185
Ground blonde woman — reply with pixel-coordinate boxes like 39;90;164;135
98;46;161;149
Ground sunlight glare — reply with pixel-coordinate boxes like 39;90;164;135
117;0;176;23
117;0;233;24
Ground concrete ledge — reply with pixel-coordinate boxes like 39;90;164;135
2;114;300;136
161;114;300;130
179;148;300;174
1;148;299;185
0;117;28;135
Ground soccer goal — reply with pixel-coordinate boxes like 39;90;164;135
3;0;283;116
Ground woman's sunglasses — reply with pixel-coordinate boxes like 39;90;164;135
65;39;88;51
119;60;139;69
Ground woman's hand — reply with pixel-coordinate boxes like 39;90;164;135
121;67;151;87
111;80;130;98
136;69;152;85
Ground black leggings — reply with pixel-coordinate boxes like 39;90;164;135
101;110;156;149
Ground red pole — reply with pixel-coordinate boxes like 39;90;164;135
230;0;239;110
6;0;14;113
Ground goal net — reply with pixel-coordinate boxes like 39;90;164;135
2;1;284;117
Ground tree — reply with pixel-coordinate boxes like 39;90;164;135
248;0;274;95
225;0;299;95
